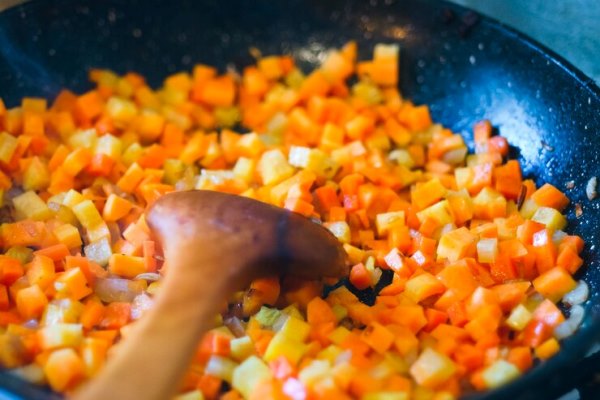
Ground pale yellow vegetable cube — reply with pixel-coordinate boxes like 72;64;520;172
0;131;18;163
328;326;351;345
62;189;86;208
205;355;238;383
263;331;307;364
122;143;143;166
298;359;331;387
384;352;409;374
477;238;498;264
323;221;351;244
73;200;110;243
506;304;533;331
23;157;50;191
257;149;295;185
409;348;456;388
38;323;83;350
42;299;84;326
375;211;405;237
316;345;343;364
12;191;53;221
481;360;521;389
95;133;123;159
532;207;567;231
68;128;97;149
416;200;453;225
230;336;255;361
232;356;272;399
279;315;311;342
282;304;304;321
233;157;256;184
519;199;539;219
105;97;137;125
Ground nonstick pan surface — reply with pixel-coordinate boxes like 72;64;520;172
0;0;599;399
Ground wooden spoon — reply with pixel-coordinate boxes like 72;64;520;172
73;190;347;400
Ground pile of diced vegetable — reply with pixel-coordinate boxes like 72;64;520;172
0;42;588;399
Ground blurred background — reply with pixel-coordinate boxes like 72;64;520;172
0;0;599;82
448;0;600;83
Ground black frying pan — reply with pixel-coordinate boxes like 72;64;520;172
0;0;599;399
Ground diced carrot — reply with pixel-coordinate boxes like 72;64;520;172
0;256;24;286
34;244;70;261
103;194;134;222
16;284;48;319
108;254;146;279
349;263;371;290
532;267;576;303
531;183;570;211
99;302;131;329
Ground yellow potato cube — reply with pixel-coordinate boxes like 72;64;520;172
481;360;520;389
0;131;18;163
230;336;255;361
532;207;567;231
105;97;137;125
323;221;351;244
23;157;50;191
232;356;272;399
38;323;83;350
68;128;97;149
279;315;311;342
375;211;405;237
12;191;53;221
409;348;456;388
205;355;238;383
506;304;532;331
263;331;308;364
416;200;453;225
257;149;295;185
95;133;123;159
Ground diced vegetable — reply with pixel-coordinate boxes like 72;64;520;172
0;42;585;399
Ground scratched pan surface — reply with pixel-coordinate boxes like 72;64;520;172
0;0;599;398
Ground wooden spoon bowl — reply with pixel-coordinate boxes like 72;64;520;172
74;190;347;400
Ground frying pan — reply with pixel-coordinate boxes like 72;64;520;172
0;0;599;398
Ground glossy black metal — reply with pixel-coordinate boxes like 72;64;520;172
0;0;598;398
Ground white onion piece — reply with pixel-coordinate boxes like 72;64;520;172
223;317;246;338
335;350;352;366
272;314;289;332
94;278;146;303
554;305;585;340
131;293;154;320
134;273;161;282
563;280;589;306
586;176;597;200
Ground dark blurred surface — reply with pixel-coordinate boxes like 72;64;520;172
449;0;600;83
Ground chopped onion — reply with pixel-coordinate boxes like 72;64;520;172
554;304;584;339
131;293;154;320
94;278;146;303
134;273;161;282
272;313;290;332
223;316;246;337
552;230;567;247
586;176;597;200
335;350;352;366
563;280;589;306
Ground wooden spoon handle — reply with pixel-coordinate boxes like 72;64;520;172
73;191;346;400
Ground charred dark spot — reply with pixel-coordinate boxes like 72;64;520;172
458;11;479;37
440;7;455;24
